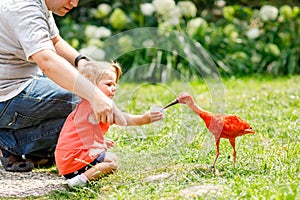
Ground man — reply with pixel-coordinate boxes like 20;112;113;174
0;0;125;172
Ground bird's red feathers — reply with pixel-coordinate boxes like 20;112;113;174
199;112;254;139
164;92;255;167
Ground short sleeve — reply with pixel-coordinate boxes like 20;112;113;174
12;2;59;60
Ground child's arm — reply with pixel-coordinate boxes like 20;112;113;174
115;110;164;126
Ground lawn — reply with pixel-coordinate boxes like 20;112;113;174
37;76;300;199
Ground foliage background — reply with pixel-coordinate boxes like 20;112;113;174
55;0;300;79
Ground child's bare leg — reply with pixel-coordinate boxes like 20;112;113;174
66;152;118;188
83;152;118;180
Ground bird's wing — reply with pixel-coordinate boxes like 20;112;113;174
222;115;251;137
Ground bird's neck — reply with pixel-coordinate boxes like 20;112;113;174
189;103;212;120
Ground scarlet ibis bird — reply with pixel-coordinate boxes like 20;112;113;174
163;92;255;168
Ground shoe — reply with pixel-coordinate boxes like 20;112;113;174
0;150;34;172
0;156;34;172
67;174;88;188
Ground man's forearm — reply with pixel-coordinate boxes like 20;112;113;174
52;35;81;67
31;49;107;103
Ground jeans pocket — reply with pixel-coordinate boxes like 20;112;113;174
7;112;43;130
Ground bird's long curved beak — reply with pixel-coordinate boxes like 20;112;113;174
163;99;179;109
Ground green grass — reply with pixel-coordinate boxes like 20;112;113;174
26;76;300;199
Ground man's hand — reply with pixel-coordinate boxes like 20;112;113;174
89;89;114;124
112;102;127;126
89;95;126;125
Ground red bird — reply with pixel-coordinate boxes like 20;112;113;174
163;92;255;168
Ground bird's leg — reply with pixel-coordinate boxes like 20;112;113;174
229;138;236;167
211;138;220;168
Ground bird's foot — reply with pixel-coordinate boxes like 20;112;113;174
214;168;221;176
209;165;221;176
209;165;215;173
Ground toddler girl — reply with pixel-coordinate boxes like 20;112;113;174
55;61;164;188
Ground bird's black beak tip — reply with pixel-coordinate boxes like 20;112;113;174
163;99;179;110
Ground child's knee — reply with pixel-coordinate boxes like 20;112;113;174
108;154;118;171
109;161;118;171
104;152;118;171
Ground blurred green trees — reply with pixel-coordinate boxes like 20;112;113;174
55;0;299;79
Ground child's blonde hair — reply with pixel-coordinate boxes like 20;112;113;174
78;61;122;84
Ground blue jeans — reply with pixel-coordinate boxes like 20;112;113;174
0;76;80;158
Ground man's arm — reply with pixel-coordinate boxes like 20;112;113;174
31;49;113;123
52;35;88;67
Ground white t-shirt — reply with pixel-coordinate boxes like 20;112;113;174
0;0;59;101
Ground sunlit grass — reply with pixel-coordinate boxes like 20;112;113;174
42;75;299;199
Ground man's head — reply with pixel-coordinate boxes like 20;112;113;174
45;0;79;16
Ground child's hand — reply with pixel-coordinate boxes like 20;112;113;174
148;110;164;123
105;138;115;148
89;141;107;156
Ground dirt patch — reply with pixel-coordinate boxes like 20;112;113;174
0;165;67;198
144;172;172;182
179;184;222;198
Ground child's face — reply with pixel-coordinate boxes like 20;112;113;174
97;70;117;99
